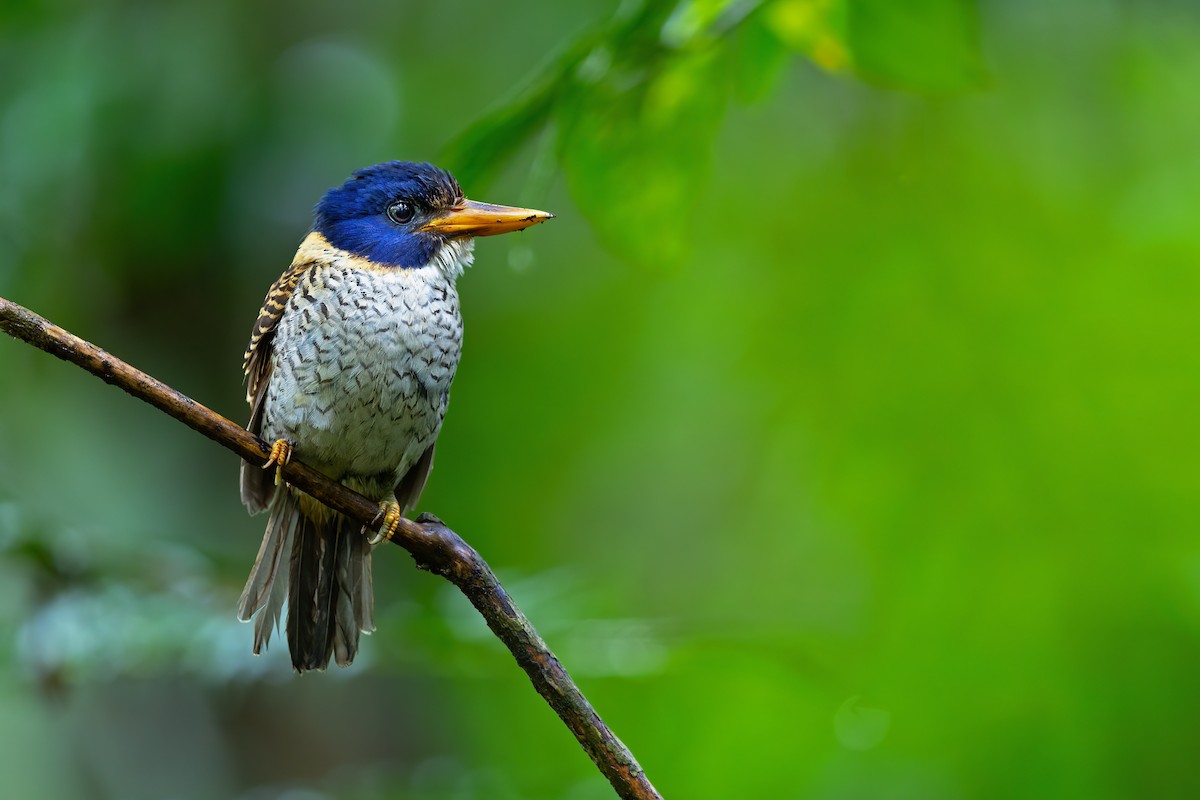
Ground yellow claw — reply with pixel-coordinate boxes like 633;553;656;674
262;439;293;486
367;501;402;546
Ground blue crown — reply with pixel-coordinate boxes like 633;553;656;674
313;161;463;268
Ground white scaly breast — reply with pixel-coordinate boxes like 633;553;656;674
261;233;471;484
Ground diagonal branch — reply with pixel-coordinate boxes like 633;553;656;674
0;295;662;800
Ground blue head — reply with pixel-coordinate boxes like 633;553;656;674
312;161;554;269
313;161;464;268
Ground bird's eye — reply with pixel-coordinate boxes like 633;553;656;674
387;201;414;224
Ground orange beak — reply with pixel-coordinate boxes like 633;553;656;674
421;199;555;237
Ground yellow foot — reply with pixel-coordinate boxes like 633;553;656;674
262;439;293;486
366;501;402;545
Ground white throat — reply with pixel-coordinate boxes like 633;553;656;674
431;238;475;281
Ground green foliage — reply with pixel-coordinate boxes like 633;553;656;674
848;0;985;90
447;0;984;270
3;1;1200;799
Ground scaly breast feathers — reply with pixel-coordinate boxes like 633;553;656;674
261;261;463;483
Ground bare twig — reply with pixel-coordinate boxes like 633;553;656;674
0;295;661;800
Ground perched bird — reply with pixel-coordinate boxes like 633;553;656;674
237;161;552;671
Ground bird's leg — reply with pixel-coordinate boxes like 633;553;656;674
366;501;402;545
262;439;293;486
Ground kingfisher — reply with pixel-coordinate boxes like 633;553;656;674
236;161;553;672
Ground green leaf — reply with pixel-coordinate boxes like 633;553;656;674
440;79;558;191
440;31;605;190
661;0;768;49
763;0;853;72
556;49;728;270
730;13;794;103
845;0;986;92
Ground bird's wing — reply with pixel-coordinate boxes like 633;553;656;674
394;442;436;514
244;257;314;403
240;256;315;513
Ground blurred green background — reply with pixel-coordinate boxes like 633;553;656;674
2;0;1198;797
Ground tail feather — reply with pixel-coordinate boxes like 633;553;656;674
333;519;366;666
361;546;376;635
238;490;296;637
287;510;336;671
241;488;376;672
254;550;290;653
